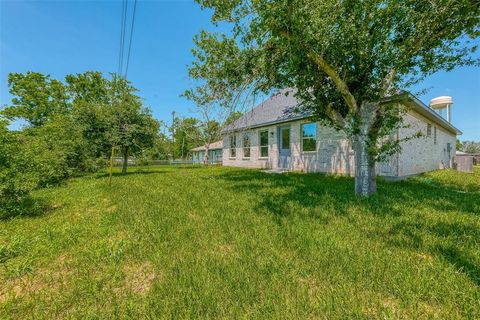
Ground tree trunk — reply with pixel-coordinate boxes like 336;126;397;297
121;146;128;175
353;137;377;196
353;103;378;196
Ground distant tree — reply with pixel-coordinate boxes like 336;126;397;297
143;128;172;161
2;72;69;127
224;111;243;127
172;117;201;159
183;86;243;164
456;139;463;151
106;75;159;175
189;0;480;195
464;141;480;154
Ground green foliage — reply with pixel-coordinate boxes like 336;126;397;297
3;72;69;127
457;139;464;151
0;71;160;212
106;75;159;160
223;111;243;126
0;166;479;317
464;141;480;154
172;117;201;158
188;0;480;194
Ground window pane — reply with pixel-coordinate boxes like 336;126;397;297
243;133;250;158
260;130;268;146
303;138;316;151
302;123;316;138
260;146;268;157
230;135;236;157
281;128;290;149
243;133;250;147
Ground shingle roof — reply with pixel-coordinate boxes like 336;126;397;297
222;88;312;133
223;88;461;135
190;140;223;152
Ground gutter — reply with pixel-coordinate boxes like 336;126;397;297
221;113;314;134
223;91;462;136
384;92;462;135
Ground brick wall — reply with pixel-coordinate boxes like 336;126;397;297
397;111;456;176
222;109;457;178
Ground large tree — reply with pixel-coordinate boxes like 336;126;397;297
188;0;479;195
106;75;159;175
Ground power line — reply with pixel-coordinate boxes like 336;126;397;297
118;0;128;77
117;0;127;76
124;0;138;79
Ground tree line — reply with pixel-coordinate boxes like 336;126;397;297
0;71;239;217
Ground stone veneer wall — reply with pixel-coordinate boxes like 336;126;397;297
222;120;395;176
397;111;456;177
222;109;456;178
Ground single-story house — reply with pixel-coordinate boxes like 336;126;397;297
191;140;223;164
220;89;461;179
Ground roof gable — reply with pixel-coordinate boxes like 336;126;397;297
223;89;461;135
223;89;311;132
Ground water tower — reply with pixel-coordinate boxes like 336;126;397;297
429;96;453;122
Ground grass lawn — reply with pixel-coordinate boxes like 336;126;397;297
1;165;479;319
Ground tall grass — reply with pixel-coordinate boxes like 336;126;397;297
1;166;479;319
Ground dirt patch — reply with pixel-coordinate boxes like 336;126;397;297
297;276;327;301
105;205;117;213
0;254;73;303
416;252;434;260
123;261;157;295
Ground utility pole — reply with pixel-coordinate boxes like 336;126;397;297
171;111;176;160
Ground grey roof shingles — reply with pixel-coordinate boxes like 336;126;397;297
222;88;312;133
190;140;223;152
222;88;461;135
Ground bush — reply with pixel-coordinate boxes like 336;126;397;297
0;117;92;217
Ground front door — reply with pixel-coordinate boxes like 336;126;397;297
278;125;291;169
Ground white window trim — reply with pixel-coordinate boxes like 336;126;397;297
229;135;237;159
242;132;251;159
258;130;269;159
301;122;318;153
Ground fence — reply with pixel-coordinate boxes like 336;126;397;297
109;158;215;167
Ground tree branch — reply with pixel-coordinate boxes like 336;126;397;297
279;31;358;114
326;103;346;128
306;49;358;114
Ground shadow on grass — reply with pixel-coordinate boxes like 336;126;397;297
436;245;480;286
0;195;55;221
218;168;480;286
95;170;168;179
218;169;479;218
95;164;207;179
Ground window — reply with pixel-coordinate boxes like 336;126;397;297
434;126;437;145
259;130;269;158
301;122;317;152
229;135;236;158
427;124;432;137
243;133;251;158
281;128;290;150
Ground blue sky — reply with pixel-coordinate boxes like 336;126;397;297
1;0;479;140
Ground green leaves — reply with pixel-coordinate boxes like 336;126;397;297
3;72;69;127
1;71;160;211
